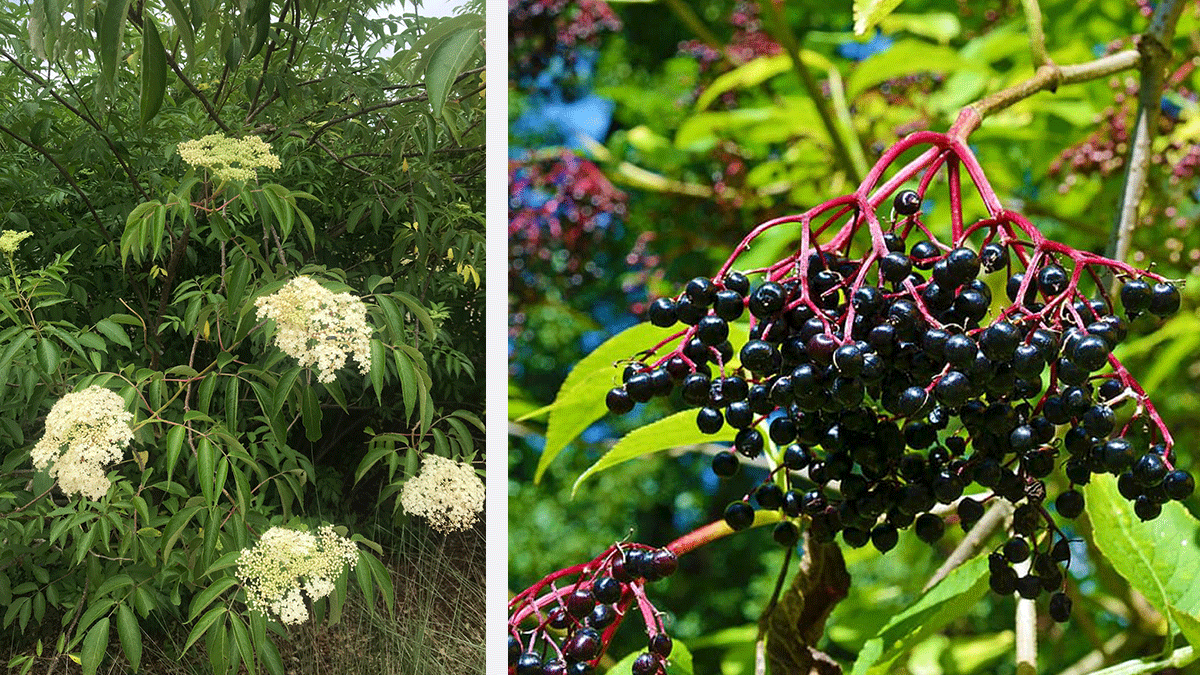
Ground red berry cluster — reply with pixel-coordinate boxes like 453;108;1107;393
509;543;678;675
605;130;1191;623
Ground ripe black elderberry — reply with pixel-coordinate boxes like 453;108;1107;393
564;627;602;663
631;653;661;675
893;189;922;215
724;501;755;531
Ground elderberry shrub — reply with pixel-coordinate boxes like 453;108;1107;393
601;140;1189;628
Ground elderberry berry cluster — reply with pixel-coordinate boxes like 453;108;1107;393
509;545;678;675
606;186;1192;623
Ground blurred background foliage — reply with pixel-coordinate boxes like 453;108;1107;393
509;0;1200;673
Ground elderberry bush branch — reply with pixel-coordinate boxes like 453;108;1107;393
1109;0;1189;286
605;127;1194;630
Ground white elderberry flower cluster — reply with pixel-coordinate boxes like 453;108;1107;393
0;230;32;254
177;134;281;182
236;525;358;625
30;386;134;500
400;454;485;534
254;276;373;384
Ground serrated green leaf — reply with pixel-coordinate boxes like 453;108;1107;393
528;322;684;482
852;554;990;675
370;339;386;405
140;14;167;124
424;24;480;117
35;338;59;375
846;40;960;99
696;51;833;111
853;0;905;35
97;0;131;99
301;387;322;442
197;437;215;505
81;616;110;675
573;409;732;496
116;603;141;672
1084;473;1200;634
165;424;186;483
94;319;131;350
182;606;225;655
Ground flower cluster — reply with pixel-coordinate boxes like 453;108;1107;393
30;386;134;500
254;276;373;384
236;525;358;625
177;134;281;182
400;454;485;534
0;230;32;255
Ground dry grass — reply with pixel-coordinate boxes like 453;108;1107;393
2;522;485;675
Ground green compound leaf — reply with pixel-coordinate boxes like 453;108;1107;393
1084;473;1200;634
853;0;905;35
572;409;733;497
696;50;834;111
523;322;683;482
852;553;990;675
608;639;694;674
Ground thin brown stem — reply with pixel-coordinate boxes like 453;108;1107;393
952;52;1140;138
1108;0;1187;289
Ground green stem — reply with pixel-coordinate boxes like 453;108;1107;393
758;1;863;183
1020;0;1052;67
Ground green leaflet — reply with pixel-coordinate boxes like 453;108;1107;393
846;40;961;99
139;14;167;124
97;0;131;103
521;322;683;483
852;553;990;674
1084;473;1200;635
695;51;834;111
81;616;110;675
852;0;905;35
572;409;733;497
424;25;480;117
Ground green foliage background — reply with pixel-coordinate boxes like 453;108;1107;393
510;1;1200;673
0;0;484;672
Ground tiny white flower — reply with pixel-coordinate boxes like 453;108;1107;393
236;525;358;625
0;230;32;254
401;454;485;534
254;276;373;383
177;134;280;182
31;386;134;500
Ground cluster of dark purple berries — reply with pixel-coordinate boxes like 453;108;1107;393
509;545;678;675
605;188;1192;623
